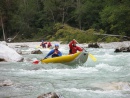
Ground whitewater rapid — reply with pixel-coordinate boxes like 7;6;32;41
0;42;130;98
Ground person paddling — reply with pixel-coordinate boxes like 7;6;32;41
44;44;62;59
47;42;52;48
69;39;83;54
40;40;47;48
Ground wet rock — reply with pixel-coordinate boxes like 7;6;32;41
91;82;130;90
37;92;59;98
18;58;24;62
88;43;100;48
0;80;13;87
16;48;22;54
0;44;23;62
0;58;5;62
24;58;33;62
15;44;29;48
115;46;130;52
0;41;7;46
114;48;121;52
31;50;42;54
100;41;130;49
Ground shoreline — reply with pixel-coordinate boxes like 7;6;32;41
1;41;130;49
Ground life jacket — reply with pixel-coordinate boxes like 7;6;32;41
52;49;59;58
70;46;78;54
69;40;78;54
53;49;59;54
47;42;52;48
69;43;83;54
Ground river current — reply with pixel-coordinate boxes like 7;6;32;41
0;44;130;98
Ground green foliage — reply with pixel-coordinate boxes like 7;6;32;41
100;0;130;36
51;23;101;43
0;0;130;42
74;0;105;29
105;37;120;43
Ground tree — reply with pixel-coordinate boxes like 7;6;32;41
0;0;19;41
44;0;77;24
100;0;130;36
71;0;105;30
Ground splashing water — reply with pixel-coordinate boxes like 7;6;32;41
0;44;130;98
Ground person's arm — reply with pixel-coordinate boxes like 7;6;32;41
76;46;83;51
40;43;42;46
44;49;54;58
44;42;47;44
58;51;62;56
50;43;52;46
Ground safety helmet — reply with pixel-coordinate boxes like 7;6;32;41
55;44;59;47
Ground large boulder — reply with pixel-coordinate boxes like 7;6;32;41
115;46;130;52
31;50;42;54
88;43;100;48
0;44;23;62
0;41;7;46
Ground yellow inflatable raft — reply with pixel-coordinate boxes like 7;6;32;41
41;51;88;65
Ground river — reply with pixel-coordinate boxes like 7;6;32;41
0;43;130;98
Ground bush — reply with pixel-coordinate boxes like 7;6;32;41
51;23;101;43
105;37;120;43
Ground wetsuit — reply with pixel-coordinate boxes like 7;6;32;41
40;42;47;48
45;49;62;58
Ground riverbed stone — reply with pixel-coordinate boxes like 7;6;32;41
115;46;130;52
31;50;42;54
92;82;130;90
88;43;100;48
37;92;59;98
15;44;29;48
0;80;13;87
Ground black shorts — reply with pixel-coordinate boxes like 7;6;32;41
52;54;59;58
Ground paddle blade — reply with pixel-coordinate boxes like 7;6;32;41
33;60;40;64
89;53;97;62
36;45;40;48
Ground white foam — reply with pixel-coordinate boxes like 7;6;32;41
63;88;87;92
12;66;98;77
95;63;121;72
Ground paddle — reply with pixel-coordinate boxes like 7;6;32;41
36;45;41;48
88;53;97;62
74;39;97;62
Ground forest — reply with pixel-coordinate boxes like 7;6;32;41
0;0;130;43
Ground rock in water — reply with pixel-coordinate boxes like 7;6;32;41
0;44;23;62
0;79;13;87
37;92;60;98
31;50;42;54
88;43;100;48
115;46;130;52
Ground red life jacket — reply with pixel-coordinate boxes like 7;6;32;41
69;40;83;54
71;46;82;54
47;42;52;48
